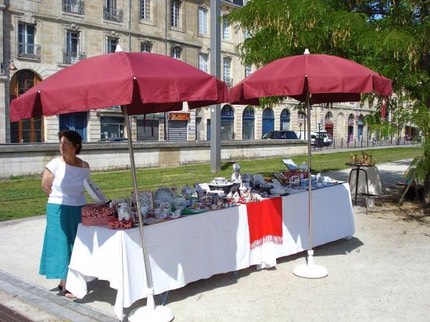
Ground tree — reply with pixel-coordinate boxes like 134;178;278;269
226;0;430;205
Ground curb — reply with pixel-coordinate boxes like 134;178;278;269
0;270;118;322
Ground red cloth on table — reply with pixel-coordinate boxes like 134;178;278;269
246;197;283;249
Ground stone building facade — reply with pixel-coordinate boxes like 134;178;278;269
1;0;373;145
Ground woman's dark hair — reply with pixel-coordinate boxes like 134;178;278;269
58;130;83;155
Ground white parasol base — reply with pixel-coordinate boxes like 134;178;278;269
293;249;328;279
128;295;174;322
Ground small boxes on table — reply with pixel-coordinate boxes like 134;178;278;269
81;203;116;226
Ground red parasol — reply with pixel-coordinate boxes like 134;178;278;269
229;51;392;105
10;51;227;122
229;50;392;279
10;51;228;321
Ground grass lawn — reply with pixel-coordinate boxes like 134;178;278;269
0;146;421;221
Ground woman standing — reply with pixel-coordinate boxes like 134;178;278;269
39;130;89;298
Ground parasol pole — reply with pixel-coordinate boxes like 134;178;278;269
293;73;328;279
123;106;174;322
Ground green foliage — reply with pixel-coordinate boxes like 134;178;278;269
226;0;430;203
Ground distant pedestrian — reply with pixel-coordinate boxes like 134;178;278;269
39;130;89;298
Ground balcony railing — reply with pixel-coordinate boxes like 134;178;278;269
103;7;123;23
17;43;41;61
63;52;86;64
62;0;85;15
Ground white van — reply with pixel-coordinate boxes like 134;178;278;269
295;131;319;146
314;131;332;146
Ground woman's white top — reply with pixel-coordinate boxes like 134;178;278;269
46;157;90;206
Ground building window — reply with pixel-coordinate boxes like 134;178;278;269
10;70;43;143
280;109;291;130
62;0;85;15
171;0;181;28
221;105;235;140
137;114;159;141
242;106;255;140
297;111;306;137
298;111;306;120
141;41;152;53
64;30;81;64
262;107;274;137
59;112;87;142
104;0;123;23
171;46;182;60
106;37;118;53
140;0;151;20
223;57;232;87
222;18;230;40
198;53;209;73
101;116;125;140
245;64;252;78
198;6;208;35
18;23;39;59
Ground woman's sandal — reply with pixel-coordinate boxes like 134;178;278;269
63;289;77;299
58;284;76;299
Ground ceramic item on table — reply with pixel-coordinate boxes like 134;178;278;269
154;187;174;203
169;209;182;219
118;203;131;221
213;177;227;185
200;194;213;205
134;191;153;209
181;185;195;197
289;176;300;186
155;210;169;219
140;205;149;218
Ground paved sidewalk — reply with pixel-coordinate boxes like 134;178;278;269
1;160;427;322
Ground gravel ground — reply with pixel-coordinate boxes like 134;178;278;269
0;159;429;322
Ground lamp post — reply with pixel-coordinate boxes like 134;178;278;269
1;61;17;74
299;122;302;139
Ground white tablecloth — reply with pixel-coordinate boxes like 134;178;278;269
348;165;382;196
67;183;354;320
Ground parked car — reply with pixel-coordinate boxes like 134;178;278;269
262;130;299;140
314;131;332;146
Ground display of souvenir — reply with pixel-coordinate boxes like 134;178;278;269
117;203;132;221
107;216;134;229
182;185;195;198
154;201;171;219
84;178;108;203
282;158;299;170
83;161;341;227
81;203;116;226
231;163;242;183
132;191;153;209
154;187;175;204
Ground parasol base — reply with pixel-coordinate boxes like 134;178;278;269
128;306;174;322
293;249;328;279
128;295;174;322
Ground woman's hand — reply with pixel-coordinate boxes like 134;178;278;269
41;169;54;196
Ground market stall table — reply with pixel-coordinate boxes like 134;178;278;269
66;183;354;320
